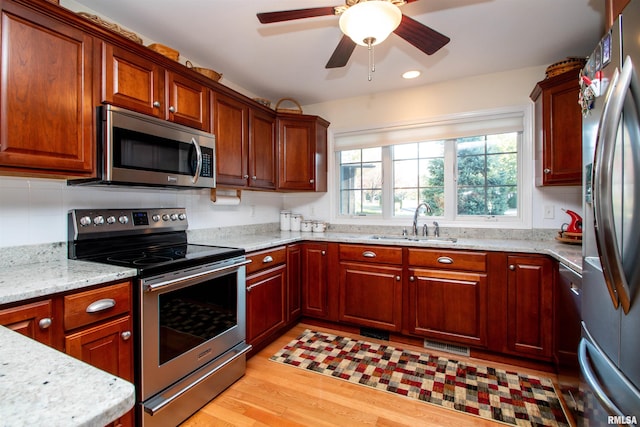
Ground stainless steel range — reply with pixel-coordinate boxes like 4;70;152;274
68;208;251;427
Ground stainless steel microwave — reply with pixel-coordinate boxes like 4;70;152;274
69;105;216;189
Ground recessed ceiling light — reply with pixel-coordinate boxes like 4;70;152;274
402;70;421;79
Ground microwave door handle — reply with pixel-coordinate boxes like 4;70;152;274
191;137;203;184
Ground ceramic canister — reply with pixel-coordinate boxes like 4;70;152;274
290;213;302;231
300;220;313;232
312;221;326;233
280;210;291;231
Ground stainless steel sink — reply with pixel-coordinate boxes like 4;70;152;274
369;235;457;243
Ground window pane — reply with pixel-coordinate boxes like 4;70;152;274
362;163;382;189
362;190;382;215
362;147;382;162
487;153;517;186
458;187;487;215
487;133;517;153
419;158;444;187
487;186;518;216
340;189;362;215
341;149;361;163
341;164;362;189
393;159;418;188
457;156;486;186
457;137;485;156
419;141;444;157
421;187;444;216
393;143;418;160
394;189;419;216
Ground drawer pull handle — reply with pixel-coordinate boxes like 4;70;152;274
121;331;132;341
38;318;52;330
246;283;259;293
86;298;116;313
362;251;376;258
437;256;453;264
262;255;274;263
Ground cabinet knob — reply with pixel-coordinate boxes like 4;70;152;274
409;276;415;282
243;175;249;179
169;106;176;113
321;250;326;256
509;264;516;271
309;179;315;184
252;176;257;180
121;331;132;341
153;101;161;108
396;276;401;281
543;168;551;174
38;318;52;330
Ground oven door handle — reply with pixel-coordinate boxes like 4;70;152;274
143;259;252;292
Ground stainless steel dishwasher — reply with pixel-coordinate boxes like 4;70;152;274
555;263;582;423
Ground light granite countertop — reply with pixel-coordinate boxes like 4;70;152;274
0;228;581;426
0;326;135;427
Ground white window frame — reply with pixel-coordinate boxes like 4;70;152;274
332;106;533;229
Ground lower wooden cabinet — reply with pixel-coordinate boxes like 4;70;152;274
301;243;329;318
286;244;302;322
246;264;287;346
0;299;55;347
339;262;403;331
506;254;554;360
407;268;488;347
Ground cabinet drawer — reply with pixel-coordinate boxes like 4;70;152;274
64;281;131;331
339;244;403;265
407;249;486;272
246;246;287;275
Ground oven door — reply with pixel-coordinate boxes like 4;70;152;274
138;256;250;401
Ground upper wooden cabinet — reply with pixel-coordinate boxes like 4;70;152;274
102;42;210;131
0;0;96;177
213;93;277;189
607;0;631;27
277;114;329;192
530;71;582;186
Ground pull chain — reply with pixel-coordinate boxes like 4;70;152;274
365;37;376;81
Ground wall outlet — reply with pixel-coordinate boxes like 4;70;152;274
544;205;554;219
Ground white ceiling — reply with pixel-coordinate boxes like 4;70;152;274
72;0;605;106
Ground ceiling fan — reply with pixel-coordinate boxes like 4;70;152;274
257;0;450;70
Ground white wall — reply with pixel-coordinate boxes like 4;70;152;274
286;65;582;231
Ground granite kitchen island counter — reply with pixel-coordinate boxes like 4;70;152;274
0;326;134;427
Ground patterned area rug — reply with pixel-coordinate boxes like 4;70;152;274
270;329;569;427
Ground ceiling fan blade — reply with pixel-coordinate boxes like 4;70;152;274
393;15;450;55
257;7;336;24
325;35;357;69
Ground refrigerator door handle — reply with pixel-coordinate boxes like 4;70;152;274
593;55;639;313
578;338;624;415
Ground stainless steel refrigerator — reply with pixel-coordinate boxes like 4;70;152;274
580;0;640;424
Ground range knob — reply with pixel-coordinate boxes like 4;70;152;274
118;215;129;224
170;213;178;221
178;213;186;221
93;216;105;226
152;214;160;222
162;214;170;221
79;216;92;227
106;216;116;224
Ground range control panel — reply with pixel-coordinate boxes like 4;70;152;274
68;208;188;240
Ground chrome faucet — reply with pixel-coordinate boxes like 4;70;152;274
412;202;432;236
433;221;440;237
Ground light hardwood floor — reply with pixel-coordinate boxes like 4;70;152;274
180;323;566;427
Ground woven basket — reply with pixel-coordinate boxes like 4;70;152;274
147;43;179;61
77;12;143;44
275;98;303;114
185;61;222;82
545;57;586;78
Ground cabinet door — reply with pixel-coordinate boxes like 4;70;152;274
408;268;487;347
65;315;134;381
339;262;403;331
0;300;54;347
166;71;210;131
278;116;316;191
249;108;277;189
532;72;582;186
302;243;329;318
506;255;554;360
246;264;287;346
213;93;249;186
287;244;302;322
0;2;95;176
101;42;164;117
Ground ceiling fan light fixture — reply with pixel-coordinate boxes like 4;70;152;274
339;1;402;47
